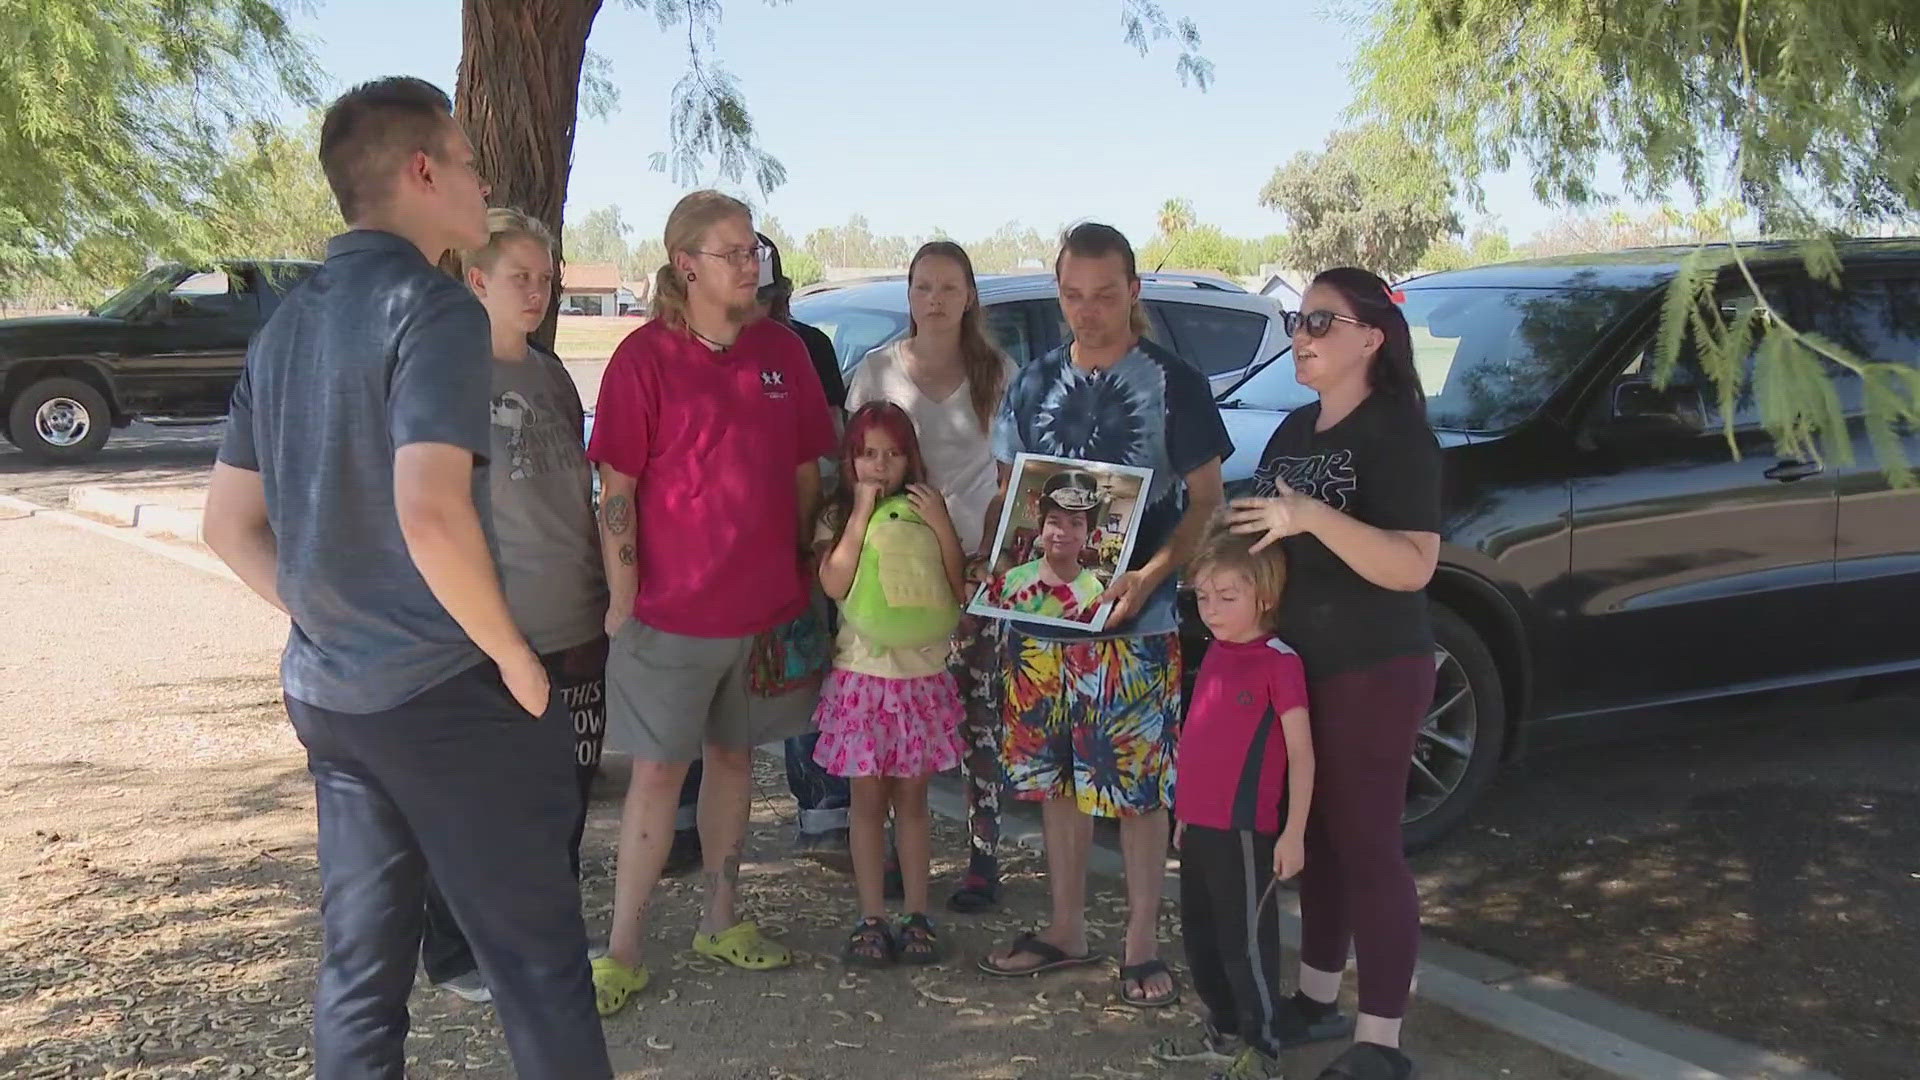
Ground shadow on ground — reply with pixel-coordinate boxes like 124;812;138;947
1415;690;1920;1080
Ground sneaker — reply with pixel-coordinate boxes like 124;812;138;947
1151;1021;1240;1063
661;829;702;878
433;970;492;1004
1275;991;1355;1049
1210;1045;1284;1080
792;826;853;871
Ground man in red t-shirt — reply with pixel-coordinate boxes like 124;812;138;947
585;191;837;1013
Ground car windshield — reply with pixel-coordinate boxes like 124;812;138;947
1222;285;1645;431
791;292;908;372
94;266;184;320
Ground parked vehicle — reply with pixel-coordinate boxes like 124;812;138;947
0;261;320;462
792;272;1288;395
1201;239;1920;848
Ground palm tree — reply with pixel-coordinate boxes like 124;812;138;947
1157;197;1197;238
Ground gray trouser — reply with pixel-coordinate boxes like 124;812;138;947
285;663;611;1080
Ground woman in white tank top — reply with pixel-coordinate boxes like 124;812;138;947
845;242;1014;913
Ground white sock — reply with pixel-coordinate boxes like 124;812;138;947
1355;1013;1403;1048
1296;962;1343;1005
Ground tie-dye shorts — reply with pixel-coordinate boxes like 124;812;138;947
999;630;1183;818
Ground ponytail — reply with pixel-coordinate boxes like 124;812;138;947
652;189;752;329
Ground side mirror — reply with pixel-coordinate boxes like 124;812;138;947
1606;376;1703;436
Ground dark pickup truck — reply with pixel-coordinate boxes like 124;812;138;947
0;260;320;462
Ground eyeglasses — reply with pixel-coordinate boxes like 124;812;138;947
693;244;767;269
1284;309;1369;338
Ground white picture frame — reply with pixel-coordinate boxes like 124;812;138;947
966;453;1154;633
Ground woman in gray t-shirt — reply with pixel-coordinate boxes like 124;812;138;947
419;207;610;1003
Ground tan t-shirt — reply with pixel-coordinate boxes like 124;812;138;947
846;341;1014;555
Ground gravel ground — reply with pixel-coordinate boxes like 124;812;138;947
1414;688;1920;1080
0;510;1610;1079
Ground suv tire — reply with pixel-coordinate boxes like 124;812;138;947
8;376;112;463
1402;603;1508;851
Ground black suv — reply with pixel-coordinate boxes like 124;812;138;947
1207;239;1920;848
0;260;318;462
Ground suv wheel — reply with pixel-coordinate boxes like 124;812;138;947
8;377;112;463
1402;603;1508;851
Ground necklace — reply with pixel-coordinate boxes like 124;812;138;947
688;326;736;352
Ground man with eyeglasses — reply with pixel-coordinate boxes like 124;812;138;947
664;233;855;870
587;191;836;1009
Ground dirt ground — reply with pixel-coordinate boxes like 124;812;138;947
0;511;1610;1080
1412;689;1920;1080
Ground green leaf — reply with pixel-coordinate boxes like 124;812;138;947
1652;248;1709;389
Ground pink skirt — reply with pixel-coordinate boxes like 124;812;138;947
812;669;966;778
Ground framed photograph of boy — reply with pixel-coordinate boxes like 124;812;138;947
968;453;1154;633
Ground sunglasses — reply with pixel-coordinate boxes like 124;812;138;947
1284;309;1369;338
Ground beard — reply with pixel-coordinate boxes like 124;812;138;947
724;300;757;325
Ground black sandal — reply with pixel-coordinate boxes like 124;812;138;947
1116;957;1180;1009
842;916;896;967
897;912;942;964
1316;1043;1418;1080
976;930;1103;977
945;873;1001;914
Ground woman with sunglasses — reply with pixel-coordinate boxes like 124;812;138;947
1224;267;1440;1080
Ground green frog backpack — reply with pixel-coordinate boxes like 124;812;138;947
843;494;960;650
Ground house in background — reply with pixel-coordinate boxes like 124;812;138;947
558;262;619;315
617;279;650;316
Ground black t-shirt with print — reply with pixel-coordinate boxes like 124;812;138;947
1253;392;1442;678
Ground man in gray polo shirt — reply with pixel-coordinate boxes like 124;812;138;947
201;77;609;1080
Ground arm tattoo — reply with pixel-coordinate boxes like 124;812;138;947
618;543;635;566
603;493;632;536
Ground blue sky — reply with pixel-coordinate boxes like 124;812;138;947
282;0;1649;250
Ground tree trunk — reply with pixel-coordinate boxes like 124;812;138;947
453;0;604;349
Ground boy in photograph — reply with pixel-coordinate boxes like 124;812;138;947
991;470;1107;623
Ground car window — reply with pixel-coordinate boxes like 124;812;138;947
1158;302;1267;377
169;271;240;319
1229;285;1644;430
1619;296;1764;429
790;294;910;373
1794;274;1920;415
983;300;1042;365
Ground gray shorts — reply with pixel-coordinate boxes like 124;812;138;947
605;619;820;763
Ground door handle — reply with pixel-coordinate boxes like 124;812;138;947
1763;459;1823;482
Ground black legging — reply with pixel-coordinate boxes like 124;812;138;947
1296;653;1435;1019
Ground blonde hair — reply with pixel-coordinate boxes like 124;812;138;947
908;241;1008;432
652;189;753;328
1188;522;1289;631
461;207;556;276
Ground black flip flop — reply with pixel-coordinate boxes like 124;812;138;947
1115;957;1181;1009
842;916;896;968
1316;1043;1418;1080
976;930;1103;977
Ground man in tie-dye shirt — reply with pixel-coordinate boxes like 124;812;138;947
974;223;1231;1011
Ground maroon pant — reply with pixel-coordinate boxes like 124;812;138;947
1297;653;1435;1019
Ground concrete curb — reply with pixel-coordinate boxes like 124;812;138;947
924;777;1841;1080
68;482;207;544
10;496;1839;1080
0;493;232;579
